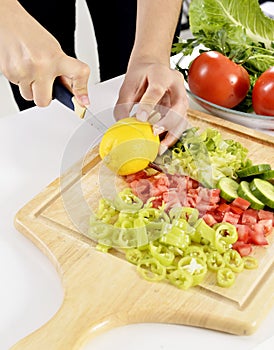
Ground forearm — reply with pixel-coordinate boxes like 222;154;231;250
130;0;183;66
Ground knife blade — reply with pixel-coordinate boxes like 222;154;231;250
52;79;108;134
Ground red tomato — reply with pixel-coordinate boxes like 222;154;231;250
235;224;250;243
232;241;253;257
231;197;250;211
188;51;250;108
248;224;268;245
252;67;274;116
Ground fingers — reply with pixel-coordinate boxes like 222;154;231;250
114;63;189;153
113;101;136;121
18;81;34;101
57;56;91;107
16;55;91;108
114;76;145;120
136;83;167;121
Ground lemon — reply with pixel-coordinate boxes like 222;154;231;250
99;117;160;175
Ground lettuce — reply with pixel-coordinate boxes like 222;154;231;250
189;0;274;49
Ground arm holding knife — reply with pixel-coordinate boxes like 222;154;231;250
0;0;91;107
0;0;187;151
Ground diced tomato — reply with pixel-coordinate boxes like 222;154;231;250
231;197;250;210
241;208;258;225
124;170;149;182
257;219;273;236
258;209;274;223
222;211;240;225
232;241;253;257
216;203;231;212
125;170;273;254
236;224;250;243
248;224;269;245
206;210;224;223
219;197;228;204
202;213;218;226
229;205;244;215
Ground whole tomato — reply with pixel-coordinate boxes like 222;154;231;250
188;51;250;108
252;67;274;116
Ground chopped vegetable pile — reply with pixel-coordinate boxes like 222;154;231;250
153;127;250;188
88;127;274;290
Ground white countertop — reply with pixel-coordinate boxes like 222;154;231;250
0;76;273;350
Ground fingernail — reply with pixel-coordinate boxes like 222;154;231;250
79;95;90;107
136;110;148;122
153;125;165;136
159;144;168;156
148;112;161;124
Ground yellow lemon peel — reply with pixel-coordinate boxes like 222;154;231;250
99;117;160;175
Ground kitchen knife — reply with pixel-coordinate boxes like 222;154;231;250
52;79;108;134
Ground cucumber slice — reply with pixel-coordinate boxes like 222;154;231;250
257;170;274;183
217;177;239;201
237;181;265;210
237;164;271;178
249;178;274;209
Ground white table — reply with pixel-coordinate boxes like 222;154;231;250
0;76;273;350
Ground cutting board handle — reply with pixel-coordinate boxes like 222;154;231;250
10;247;131;350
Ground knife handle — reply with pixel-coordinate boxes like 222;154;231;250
52;79;74;110
53;79;86;118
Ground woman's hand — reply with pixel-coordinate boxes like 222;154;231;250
0;0;90;107
114;59;189;154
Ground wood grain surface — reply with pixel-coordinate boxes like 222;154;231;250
12;108;274;350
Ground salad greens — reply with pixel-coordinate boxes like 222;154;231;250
154;127;251;188
189;0;274;49
172;0;274;112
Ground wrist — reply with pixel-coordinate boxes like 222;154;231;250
128;47;171;69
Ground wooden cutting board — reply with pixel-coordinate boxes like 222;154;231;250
12;108;274;350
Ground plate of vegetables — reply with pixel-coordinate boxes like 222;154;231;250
172;0;274;133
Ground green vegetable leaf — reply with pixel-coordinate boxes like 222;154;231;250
189;0;274;49
172;0;274;113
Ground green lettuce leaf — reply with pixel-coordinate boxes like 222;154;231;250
189;0;274;49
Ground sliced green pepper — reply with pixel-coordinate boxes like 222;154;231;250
167;269;193;290
223;249;244;273
125;248;145;265
243;256;258;270
113;188;143;212
206;251;225;271
160;225;190;249
149;242;175;267
213;223;238;245
95;243;111;253
96;198;118;223
178;256;207;286
194;219;215;245
217;267;235;288
137;258;166;282
184;245;207;262
169;206;199;226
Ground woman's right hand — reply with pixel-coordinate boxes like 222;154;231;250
0;0;90;107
